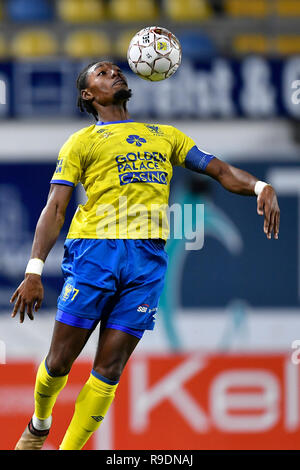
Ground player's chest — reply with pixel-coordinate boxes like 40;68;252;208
88;128;173;169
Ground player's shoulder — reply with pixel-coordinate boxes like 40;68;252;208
59;124;96;155
68;124;97;142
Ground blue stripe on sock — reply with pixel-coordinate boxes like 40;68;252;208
44;358;54;377
91;369;119;385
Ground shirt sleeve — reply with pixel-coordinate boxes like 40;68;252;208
170;127;196;167
170;127;216;173
50;133;83;187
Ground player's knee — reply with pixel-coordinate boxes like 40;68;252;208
45;355;71;377
93;362;123;383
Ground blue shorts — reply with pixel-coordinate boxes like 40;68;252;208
56;239;168;338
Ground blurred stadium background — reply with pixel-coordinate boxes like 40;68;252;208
0;0;300;450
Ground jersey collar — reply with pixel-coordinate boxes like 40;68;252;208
96;119;134;126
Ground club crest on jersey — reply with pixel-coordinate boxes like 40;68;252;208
145;125;164;136
126;135;147;147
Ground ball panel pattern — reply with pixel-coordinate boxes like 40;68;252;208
136;62;152;76
141;46;158;63
128;45;141;62
153;57;171;73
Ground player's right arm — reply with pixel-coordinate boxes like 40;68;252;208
10;184;74;323
10;132;84;323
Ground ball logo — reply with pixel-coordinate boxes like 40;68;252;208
157;41;168;51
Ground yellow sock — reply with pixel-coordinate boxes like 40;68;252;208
34;358;68;420
59;370;119;450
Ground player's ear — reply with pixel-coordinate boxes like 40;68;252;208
81;89;94;101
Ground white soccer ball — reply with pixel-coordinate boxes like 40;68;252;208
127;26;182;81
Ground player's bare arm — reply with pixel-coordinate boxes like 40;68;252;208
203;157;280;240
10;184;73;323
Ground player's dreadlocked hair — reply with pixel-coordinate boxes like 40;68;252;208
76;61;99;121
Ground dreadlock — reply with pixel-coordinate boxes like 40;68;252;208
76;61;132;122
76;61;99;121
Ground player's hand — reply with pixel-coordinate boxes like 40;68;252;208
257;185;280;239
10;274;44;323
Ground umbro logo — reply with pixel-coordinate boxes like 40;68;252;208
91;415;104;422
96;129;113;138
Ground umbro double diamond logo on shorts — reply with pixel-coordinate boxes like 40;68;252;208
91;415;104;422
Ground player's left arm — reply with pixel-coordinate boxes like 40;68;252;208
200;156;280;240
171;127;280;240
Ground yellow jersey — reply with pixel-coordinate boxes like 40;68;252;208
50;120;196;240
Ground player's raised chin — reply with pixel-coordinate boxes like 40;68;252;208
81;62;129;105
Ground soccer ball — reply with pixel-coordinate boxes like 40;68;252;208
127;26;182;81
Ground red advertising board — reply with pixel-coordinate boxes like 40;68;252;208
0;353;299;450
0;360;95;450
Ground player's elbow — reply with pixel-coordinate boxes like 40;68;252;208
217;163;248;194
55;208;66;228
205;158;229;183
218;161;232;179
44;198;66;228
45;184;73;226
54;200;67;227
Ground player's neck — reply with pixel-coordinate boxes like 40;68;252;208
96;105;130;124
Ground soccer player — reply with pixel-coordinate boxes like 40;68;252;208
11;61;280;450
